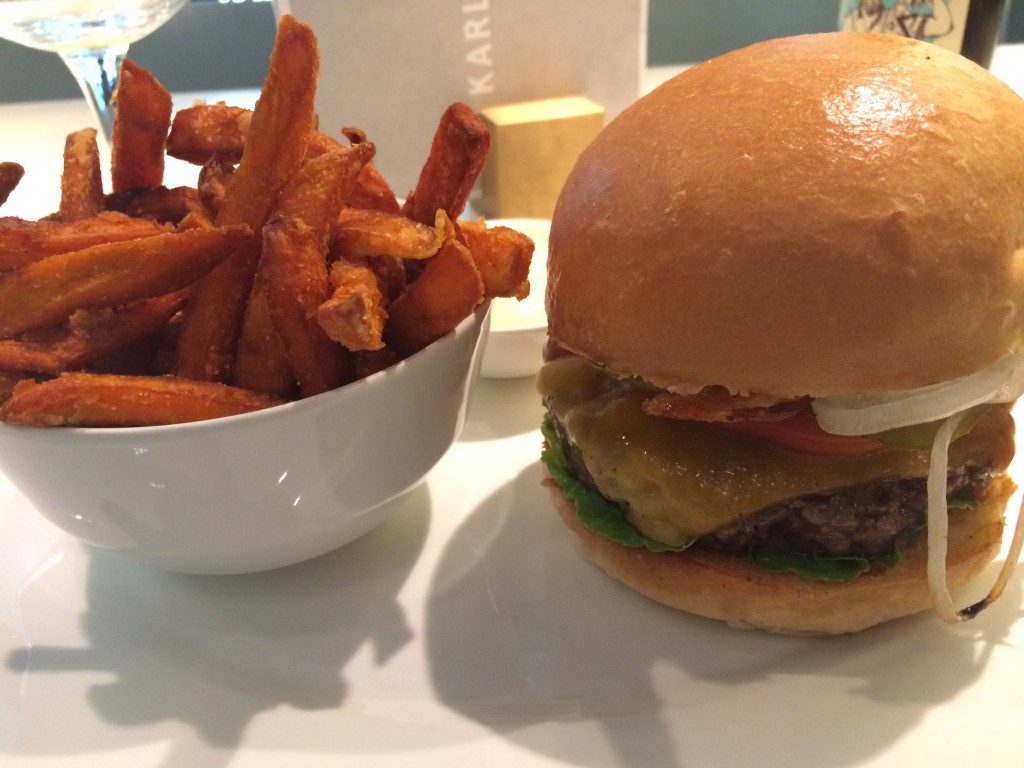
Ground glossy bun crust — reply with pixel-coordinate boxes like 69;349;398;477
544;470;1015;635
546;33;1024;398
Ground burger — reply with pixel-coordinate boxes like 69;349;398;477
538;32;1024;635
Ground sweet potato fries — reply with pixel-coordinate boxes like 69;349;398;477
0;14;534;427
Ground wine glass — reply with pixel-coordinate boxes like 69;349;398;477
0;0;190;140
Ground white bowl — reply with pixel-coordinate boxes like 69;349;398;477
480;218;550;379
0;303;490;575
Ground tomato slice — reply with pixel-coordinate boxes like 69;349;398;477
642;389;886;456
711;411;885;456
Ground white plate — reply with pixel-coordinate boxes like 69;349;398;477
2;376;1023;767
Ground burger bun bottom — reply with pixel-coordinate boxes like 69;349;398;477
543;470;1016;636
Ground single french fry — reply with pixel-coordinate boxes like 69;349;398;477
401;102;491;225
59;128;104;221
166;103;253;165
0;292;186;374
231;274;295;399
332;207;454;261
174;14;320;382
308;130;399;213
304;129;341;158
336;130;400;212
274;143;375;234
317;260;388;351
0;211;171;273
0;224;251;338
110;60;173;192
0;162;25;209
215;16;319;232
259;220;349;396
350;164;401;213
0;373;285;427
383;239;484;357
460;219;534;300
174;233;262;383
170;112;343;165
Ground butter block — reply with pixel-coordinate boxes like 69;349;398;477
477;95;604;219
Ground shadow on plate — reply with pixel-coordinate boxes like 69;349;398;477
424;462;1024;768
4;484;431;767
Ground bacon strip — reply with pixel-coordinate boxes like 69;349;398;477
642;388;805;423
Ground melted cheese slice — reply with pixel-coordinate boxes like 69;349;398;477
538;357;1015;546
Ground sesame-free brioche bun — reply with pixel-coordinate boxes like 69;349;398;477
541;32;1024;636
543;469;1015;636
546;32;1024;398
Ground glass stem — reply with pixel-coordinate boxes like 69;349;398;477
58;45;128;142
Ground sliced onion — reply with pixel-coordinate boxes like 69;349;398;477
925;410;1024;624
812;347;1024;436
805;352;1024;623
926;412;963;624
811;348;1024;620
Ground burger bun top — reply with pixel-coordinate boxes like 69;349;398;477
546;33;1024;398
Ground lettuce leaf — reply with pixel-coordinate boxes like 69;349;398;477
748;548;871;582
748;514;932;582
540;418;693;552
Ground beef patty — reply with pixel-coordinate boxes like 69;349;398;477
707;465;995;557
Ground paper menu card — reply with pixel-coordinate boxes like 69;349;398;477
274;0;647;201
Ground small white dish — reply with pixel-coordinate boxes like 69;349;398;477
0;303;490;575
481;218;550;379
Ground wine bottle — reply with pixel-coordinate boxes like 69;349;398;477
960;0;1009;67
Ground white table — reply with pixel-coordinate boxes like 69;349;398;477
2;47;1024;768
